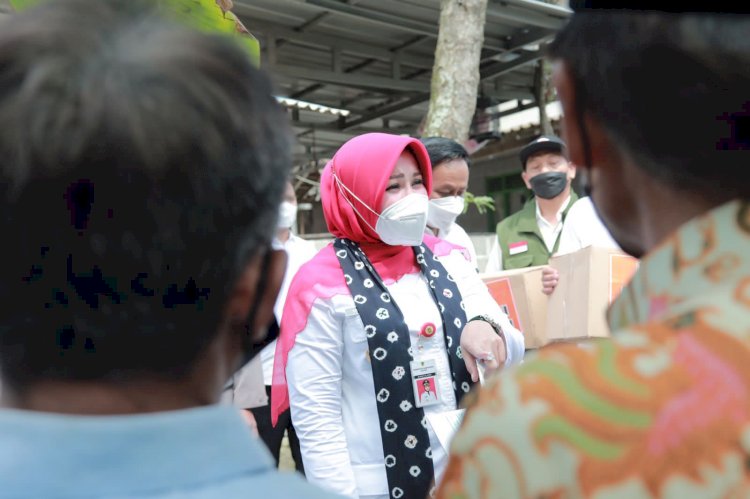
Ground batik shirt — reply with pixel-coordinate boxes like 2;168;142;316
439;200;750;498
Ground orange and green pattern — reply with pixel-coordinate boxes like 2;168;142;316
439;200;750;498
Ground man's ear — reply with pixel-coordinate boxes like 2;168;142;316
567;163;577;180
226;248;287;342
521;170;532;190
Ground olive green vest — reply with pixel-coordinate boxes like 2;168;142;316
496;192;579;270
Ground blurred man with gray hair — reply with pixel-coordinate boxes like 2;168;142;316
0;1;335;497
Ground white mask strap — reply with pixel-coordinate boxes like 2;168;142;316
331;168;380;234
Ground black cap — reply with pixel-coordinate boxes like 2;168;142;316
519;135;567;168
569;1;750;13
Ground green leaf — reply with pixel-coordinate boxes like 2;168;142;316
463;192;496;215
162;0;260;66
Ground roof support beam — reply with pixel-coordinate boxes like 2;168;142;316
340;94;429;129
337;48;542;129
290;33;428;101
490;0;571;18
297;0;508;52
486;5;565;30
479;49;541;81
276;11;331;49
271;64;427;93
291;57;377;100
502;26;556;51
248;19;434;70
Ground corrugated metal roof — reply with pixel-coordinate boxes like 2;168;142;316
234;0;571;164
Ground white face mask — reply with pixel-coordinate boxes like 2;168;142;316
277;201;297;228
427;196;464;234
332;172;429;246
375;193;429;246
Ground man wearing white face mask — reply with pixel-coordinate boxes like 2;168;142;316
420;137;478;269
226;180;316;473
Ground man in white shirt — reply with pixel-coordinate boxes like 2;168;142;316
485;135;578;272
556;196;620;255
421;137;479;268
541;196;621;294
0;3;335;497
228;180;317;472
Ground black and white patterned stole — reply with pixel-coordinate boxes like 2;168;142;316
333;238;473;499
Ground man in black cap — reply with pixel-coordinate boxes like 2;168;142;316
484;134;578;272
440;3;750;497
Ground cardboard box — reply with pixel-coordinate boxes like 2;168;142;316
546;246;639;342
481;266;548;349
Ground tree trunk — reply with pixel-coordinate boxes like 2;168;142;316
534;0;562;136
534;59;554;136
422;0;488;142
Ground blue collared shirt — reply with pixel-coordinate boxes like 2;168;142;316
0;404;338;498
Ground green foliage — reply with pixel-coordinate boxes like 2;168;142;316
164;0;260;66
8;0;260;66
463;192;496;215
9;0;43;8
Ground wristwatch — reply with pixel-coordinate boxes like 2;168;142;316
468;315;502;335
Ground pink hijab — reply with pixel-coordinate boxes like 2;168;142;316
271;133;466;424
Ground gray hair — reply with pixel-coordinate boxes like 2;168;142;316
0;0;292;386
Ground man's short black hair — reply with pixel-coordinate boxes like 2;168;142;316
0;0;291;388
548;11;750;200
419;137;471;169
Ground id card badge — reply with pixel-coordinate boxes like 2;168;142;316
410;358;440;408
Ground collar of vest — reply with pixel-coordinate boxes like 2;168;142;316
516;191;580;236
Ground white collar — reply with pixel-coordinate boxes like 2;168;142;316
535;196;571;228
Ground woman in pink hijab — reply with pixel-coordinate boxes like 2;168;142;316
272;133;524;499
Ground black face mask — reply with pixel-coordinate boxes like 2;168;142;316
233;251;279;375
236;316;279;372
529;171;568;199
223;315;277;392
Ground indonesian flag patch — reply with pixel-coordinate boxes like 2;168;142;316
508;241;529;255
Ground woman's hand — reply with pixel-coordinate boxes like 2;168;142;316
460;320;507;382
